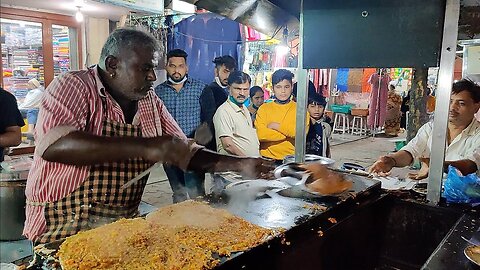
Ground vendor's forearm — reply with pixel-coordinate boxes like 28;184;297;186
188;149;244;173
444;159;477;175
388;150;414;168
42;131;168;165
0;127;22;147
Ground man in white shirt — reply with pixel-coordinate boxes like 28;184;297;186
369;78;480;178
19;78;44;133
213;71;260;157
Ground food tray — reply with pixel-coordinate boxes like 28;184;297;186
331;104;353;114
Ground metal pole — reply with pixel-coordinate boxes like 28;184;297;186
294;0;308;163
427;0;460;205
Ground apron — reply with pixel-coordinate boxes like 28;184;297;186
37;94;151;243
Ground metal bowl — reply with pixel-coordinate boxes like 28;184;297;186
282;154;335;167
464;245;480;266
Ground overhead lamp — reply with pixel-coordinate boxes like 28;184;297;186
75;6;84;22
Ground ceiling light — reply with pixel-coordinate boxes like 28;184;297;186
75;6;84;22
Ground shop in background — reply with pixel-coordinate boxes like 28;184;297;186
0;7;81;103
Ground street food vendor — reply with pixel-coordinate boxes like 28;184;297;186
369;79;480;178
23;28;273;244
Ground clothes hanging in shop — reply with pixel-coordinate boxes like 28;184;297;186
347;69;363;93
336;68;349;92
367;72;391;129
362;68;377;93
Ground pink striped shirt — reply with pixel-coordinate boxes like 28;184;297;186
24;66;188;241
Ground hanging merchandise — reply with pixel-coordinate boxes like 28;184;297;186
336;68;349;92
246;27;261;41
367;69;391;130
389;68;413;96
362;68;377;93
247;41;273;73
347;69;363;93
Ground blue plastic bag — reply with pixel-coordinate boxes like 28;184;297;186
443;165;480;204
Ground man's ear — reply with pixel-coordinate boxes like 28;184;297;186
474;102;480;113
104;55;118;74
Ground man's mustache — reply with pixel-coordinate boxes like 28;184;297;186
237;95;246;99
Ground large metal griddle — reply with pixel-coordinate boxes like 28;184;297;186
214;171;381;230
29;171;381;270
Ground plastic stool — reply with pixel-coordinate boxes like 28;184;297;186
333;113;350;134
351;116;367;136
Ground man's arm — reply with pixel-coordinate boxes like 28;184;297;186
200;86;216;128
1;90;25;147
445;159;477;175
42;131;193;167
220;136;246;156
255;107;287;142
272;111;310;139
0;126;22;147
187;148;274;178
369;122;432;175
368;150;414;175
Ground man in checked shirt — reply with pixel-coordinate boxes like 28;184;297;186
24;28;273;243
155;49;216;203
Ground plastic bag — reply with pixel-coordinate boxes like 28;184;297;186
443;165;480;204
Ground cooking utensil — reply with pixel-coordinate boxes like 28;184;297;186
121;162;161;190
224;179;290;198
273;163;352;198
283;154;335;167
121;123;213;190
0;172;27;240
462;236;480;246
411;183;428;195
464;245;480;266
330;167;373;178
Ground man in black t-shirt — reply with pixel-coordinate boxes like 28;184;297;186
0;87;25;162
202;55;237;151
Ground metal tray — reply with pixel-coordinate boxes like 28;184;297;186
29;239;64;269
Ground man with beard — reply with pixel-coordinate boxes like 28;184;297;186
155;49;216;203
213;71;259;157
207;55;237;109
369;78;480;178
203;55;236;151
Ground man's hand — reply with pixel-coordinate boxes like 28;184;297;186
368;156;396;176
267;122;280;131
407;158;429;180
239;157;276;179
145;136;192;166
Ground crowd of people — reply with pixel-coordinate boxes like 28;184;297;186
0;28;479;243
154;48;333;201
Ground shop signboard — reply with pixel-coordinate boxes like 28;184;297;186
303;0;446;68
93;0;164;14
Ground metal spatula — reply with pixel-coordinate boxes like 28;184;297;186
121;123;213;190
